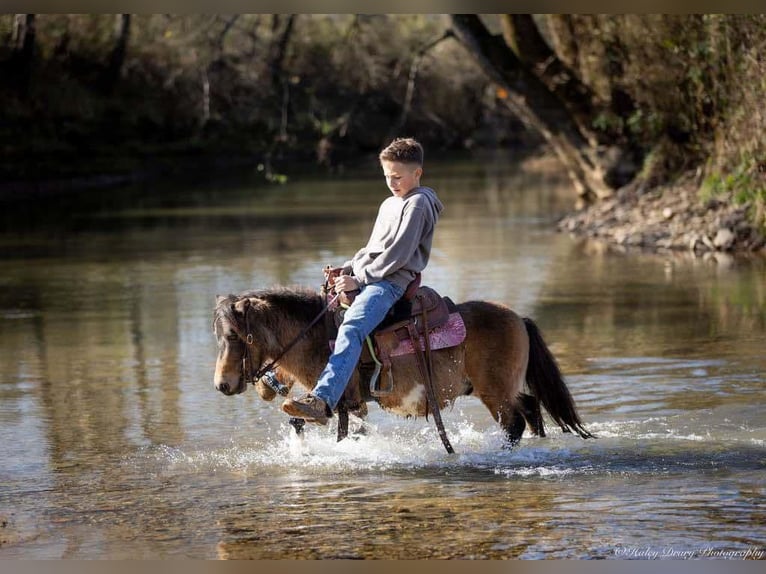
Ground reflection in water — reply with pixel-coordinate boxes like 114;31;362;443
0;153;764;558
535;238;766;366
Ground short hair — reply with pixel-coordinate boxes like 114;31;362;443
379;137;424;166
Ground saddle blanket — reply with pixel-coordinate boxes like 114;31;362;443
329;312;466;356
389;312;466;357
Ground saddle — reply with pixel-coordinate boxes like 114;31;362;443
366;286;453;393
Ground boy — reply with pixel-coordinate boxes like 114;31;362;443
281;137;444;424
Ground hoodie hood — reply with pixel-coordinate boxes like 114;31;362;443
412;186;444;220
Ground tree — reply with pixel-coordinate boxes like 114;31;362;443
269;14;297;142
11;14;36;97
387;29;454;142
499;15;601;146
450;14;647;201
103;14;131;94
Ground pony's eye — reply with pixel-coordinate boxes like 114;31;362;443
226;334;240;343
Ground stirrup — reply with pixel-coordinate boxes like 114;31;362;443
366;336;393;396
370;366;394;397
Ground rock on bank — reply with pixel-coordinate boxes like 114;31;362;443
558;175;765;255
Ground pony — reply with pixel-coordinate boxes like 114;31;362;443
212;287;593;447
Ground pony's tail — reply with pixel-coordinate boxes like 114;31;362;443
523;318;594;439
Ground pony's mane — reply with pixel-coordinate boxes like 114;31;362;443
215;286;324;327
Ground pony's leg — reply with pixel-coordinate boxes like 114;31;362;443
339;374;369;438
518;393;545;437
289;417;305;435
460;301;531;447
471;347;530;446
473;387;527;447
336;402;349;442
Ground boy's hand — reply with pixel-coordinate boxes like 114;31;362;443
324;265;351;278
334;275;360;293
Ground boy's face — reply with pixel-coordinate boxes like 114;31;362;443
381;160;422;198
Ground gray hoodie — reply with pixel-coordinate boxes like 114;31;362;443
344;186;444;292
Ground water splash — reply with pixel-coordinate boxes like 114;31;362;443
129;404;765;484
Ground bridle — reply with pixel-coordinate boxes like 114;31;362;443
220;292;340;390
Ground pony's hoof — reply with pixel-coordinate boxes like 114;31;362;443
254;380;277;401
502;438;521;450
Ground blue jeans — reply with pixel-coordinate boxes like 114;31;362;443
312;279;404;409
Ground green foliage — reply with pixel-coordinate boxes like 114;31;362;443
2;11;764;210
547;15;764;158
592;111;622;134
702;154;766;229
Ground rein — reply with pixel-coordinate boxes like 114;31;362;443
241;292;340;386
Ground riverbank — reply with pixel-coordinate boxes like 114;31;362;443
557;171;766;256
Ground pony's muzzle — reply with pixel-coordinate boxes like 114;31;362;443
215;376;245;396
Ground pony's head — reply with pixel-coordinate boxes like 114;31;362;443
212;294;250;396
212;294;283;401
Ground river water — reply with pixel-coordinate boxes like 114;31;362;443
1;153;764;559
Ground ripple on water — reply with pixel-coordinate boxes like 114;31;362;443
571;356;764;420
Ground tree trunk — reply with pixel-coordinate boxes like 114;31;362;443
270;15;296;89
11;14;36;96
215;14;239;52
269;15;297;142
501;15;642;188
199;15;240;130
499;15;601;147
103;14;131;94
450;14;615;200
545;15;581;75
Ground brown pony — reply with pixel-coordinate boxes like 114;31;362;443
212;287;592;446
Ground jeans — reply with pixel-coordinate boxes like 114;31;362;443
312;279;404;409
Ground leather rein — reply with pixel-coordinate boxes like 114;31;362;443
237;292;340;387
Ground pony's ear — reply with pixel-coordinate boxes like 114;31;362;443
215;294;227;306
234;297;251;314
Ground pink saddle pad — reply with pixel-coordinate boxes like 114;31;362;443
329;312;467;356
390;312;466;357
